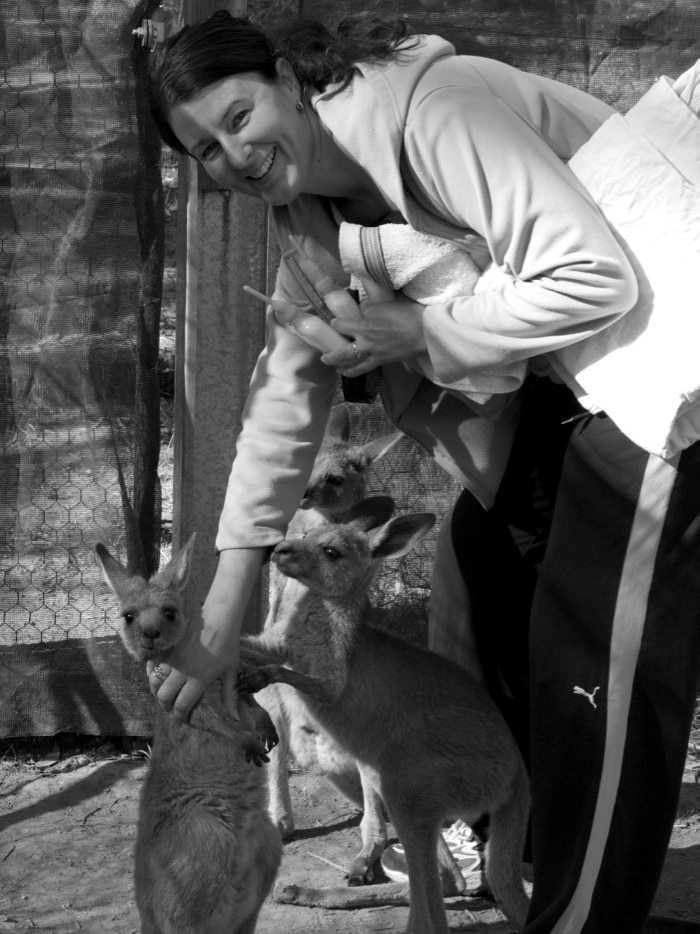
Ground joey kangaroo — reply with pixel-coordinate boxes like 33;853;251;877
265;403;401;629
239;498;531;933
261;404;402;884
95;537;282;934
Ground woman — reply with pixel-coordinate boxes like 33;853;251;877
147;12;700;934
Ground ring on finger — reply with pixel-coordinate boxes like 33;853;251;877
351;341;365;360
152;665;168;683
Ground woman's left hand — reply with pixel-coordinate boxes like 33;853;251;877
321;294;427;376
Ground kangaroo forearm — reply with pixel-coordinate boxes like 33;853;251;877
239;634;286;666
271;666;339;705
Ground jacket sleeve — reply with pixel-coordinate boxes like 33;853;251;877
215;263;338;552
403;85;638;388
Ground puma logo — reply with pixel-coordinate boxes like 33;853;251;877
573;685;600;708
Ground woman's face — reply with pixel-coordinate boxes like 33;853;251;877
168;60;315;205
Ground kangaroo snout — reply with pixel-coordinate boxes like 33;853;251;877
271;540;302;578
123;605;185;660
271;540;300;562
138;626;161;648
271;541;289;564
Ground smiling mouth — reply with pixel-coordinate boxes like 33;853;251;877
249;147;276;181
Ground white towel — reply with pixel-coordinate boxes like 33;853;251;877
338;222;483;304
338;222;511;406
338;222;513;407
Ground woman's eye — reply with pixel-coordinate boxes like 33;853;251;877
199;141;220;162
230;108;250;130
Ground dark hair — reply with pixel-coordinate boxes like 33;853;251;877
150;10;416;153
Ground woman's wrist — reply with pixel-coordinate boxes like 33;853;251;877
200;546;267;654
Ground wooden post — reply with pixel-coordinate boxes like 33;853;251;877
173;0;271;631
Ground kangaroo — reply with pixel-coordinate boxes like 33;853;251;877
260;404;402;885
238;498;531;933
265;403;402;629
95;537;282;934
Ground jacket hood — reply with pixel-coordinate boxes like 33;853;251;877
311;35;457;220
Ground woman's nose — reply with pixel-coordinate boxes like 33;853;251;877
220;137;249;172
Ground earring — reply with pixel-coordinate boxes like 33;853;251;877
295;99;304;112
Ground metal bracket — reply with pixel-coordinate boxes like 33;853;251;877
133;9;166;52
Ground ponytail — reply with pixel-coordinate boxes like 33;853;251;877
272;13;417;92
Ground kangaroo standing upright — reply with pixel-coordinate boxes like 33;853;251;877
260;404;402;883
95;538;282;934
238;498;531;933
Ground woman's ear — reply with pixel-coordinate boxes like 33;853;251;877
275;57;299;95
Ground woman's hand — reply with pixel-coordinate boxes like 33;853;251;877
321;291;427;377
146;611;238;720
147;547;266;721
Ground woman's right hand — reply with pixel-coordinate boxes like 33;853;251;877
322;289;427;377
146;615;237;720
148;546;266;721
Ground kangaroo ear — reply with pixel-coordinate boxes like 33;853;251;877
369;513;436;561
95;543;140;599
324;403;352;442
344;496;396;531
358;430;402;466
158;533;196;593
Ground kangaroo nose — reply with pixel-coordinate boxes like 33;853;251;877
140;636;158;650
140;625;160;643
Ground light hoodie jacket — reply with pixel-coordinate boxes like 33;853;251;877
215;35;637;552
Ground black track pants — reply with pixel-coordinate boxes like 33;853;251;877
525;416;700;934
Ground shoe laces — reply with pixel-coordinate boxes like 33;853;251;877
442;819;476;847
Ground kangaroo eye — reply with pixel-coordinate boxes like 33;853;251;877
323;547;341;561
122;612;135;625
326;475;344;487
162;607;177;621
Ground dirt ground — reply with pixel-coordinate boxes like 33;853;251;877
0;733;698;934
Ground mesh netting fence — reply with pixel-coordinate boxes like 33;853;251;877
1;0;165;734
302;0;700;110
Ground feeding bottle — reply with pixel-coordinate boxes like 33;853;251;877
288;236;363;321
243;286;349;354
288;234;396;311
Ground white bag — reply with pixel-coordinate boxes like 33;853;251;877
551;61;700;459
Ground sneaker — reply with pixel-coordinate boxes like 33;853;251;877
380;820;489;895
442;819;483;862
442;820;489;895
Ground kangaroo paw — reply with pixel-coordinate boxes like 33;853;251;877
237;665;275;694
251;705;280;751
347;858;376;887
242;731;271;767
